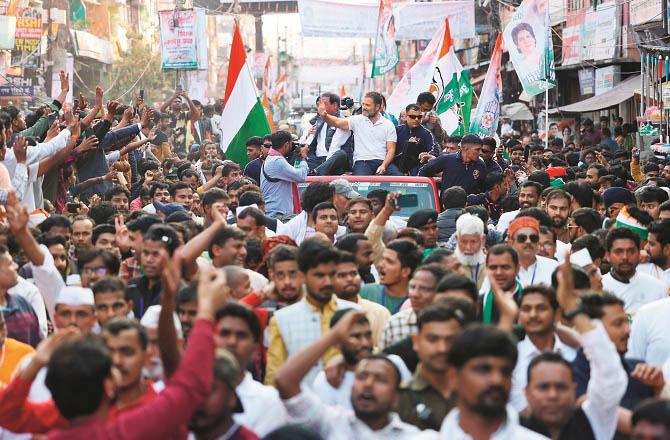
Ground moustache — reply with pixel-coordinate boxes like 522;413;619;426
478;386;508;402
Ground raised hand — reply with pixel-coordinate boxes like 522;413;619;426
122;106;134;122
12;136;27;164
59;70;69;94
488;271;519;330
383;192;401;214
556;252;578;313
75;135;98;154
5;191;29;234
331;309;368;343
141;109;155;129
114;215;132;252
78;93;88;110
95;86;103;109
196;266;230;320
161;249;183;300
106;101;120;121
68;114;81;139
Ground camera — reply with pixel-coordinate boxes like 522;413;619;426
340;96;354;110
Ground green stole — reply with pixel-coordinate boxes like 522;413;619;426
482;279;523;324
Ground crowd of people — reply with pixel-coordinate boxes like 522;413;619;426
0;75;669;439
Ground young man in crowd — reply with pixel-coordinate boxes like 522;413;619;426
265;239;357;386
378;264;445;349
275;309;420;438
332;251;390;345
602;227;667;314
359;240;422;315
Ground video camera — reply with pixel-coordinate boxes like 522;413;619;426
340;96;354;111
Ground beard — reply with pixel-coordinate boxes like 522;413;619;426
455;247;486;267
551;216;567;228
472;386;509;418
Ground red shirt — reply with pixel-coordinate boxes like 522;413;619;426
45;319;215;440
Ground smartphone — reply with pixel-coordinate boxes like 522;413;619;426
391;197;399;209
176;84;183;93
73;99;79;109
66;202;80;213
139;89;144;99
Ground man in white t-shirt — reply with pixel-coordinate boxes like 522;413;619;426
602;227;668;315
319;91;401;176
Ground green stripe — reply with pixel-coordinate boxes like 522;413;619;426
615;219;649;240
225;99;271;167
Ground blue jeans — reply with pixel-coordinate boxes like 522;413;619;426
352;160;403;176
306;150;350;176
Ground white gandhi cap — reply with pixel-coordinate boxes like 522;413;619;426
56;286;95;307
139;305;183;339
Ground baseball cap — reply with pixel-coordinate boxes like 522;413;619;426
330;179;361;199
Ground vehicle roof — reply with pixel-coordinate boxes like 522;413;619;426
304;175;436;184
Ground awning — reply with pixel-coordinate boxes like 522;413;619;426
70;30;112;64
501;103;534;120
548;75;640;114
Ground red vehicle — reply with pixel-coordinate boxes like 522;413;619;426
298;176;440;220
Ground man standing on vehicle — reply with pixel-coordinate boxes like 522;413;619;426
394;104;438;175
418;134;488;195
318;92;401;176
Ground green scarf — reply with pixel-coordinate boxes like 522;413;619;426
482;279;523;324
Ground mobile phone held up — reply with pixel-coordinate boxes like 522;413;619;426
66;202;80;214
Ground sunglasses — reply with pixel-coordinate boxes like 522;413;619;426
406;114;422;120
263;143;272;148
515;233;539;243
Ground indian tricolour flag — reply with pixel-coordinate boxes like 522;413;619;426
220;20;271;167
386;18;471;135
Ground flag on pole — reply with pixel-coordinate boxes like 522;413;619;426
470;33;503;137
503;0;555;97
220;20;271;167
261;56;276;131
271;73;286;105
431;19;472;135
386;18;471;136
371;0;399;77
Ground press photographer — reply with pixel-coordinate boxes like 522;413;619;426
261;130;309;218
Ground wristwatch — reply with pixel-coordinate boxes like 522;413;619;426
562;303;588;321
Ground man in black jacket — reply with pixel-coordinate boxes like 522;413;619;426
305;93;352;176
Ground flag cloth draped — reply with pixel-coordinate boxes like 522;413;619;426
502;0;555;97
371;0;399;77
470;33;503;137
261;56;276;131
220;20;271;167
386;18;471;135
271;73;286;105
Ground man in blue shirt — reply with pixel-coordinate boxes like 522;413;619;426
394;104;438;175
418;134;487;195
261;130;308;218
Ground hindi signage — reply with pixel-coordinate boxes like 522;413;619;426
159;9;198;70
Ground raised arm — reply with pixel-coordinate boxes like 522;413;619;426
275;309;367;399
105;266;229;440
54;70;69;108
365;192;400;265
181;91;200;123
160;92;177;113
318;102;350;131
180;209;227;279
557;254;627;440
158;250;184;380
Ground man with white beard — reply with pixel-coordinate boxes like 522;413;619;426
454;213;487;290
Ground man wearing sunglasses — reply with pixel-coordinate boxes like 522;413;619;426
393;104;438;175
507;216;559;287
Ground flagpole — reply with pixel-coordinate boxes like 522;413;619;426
545;89;549;150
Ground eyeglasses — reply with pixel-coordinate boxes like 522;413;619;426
81;266;109;276
263;143;272;148
515;233;539;243
406;114;422;120
481;149;492;154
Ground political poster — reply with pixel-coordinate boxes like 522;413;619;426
159;9;198;70
502;0;555;97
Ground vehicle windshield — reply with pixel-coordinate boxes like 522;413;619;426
298;181;437;220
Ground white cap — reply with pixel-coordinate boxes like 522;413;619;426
139;305;183;339
56;286;95;307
